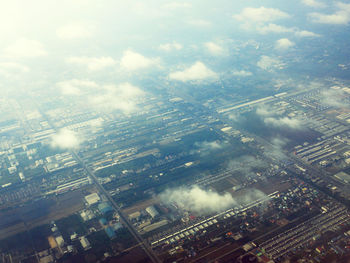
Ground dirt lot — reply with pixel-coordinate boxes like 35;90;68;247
0;186;93;240
122;197;159;216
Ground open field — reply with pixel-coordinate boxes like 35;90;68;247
0;186;93;240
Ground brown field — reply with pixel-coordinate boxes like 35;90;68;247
122;197;159;216
0;186;93;240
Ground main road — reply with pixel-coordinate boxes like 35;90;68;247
71;151;161;263
37;107;161;263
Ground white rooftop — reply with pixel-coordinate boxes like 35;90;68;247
84;193;100;205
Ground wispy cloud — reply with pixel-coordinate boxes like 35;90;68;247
320;88;350;108
233;6;320;38
0;62;29;78
187;19;212;27
56;23;95;40
232;70;252;77
309;2;350;24
66;56;116;71
193;140;225;156
264;116;303;129
204;42;225;56
265;137;288;160
257;56;283;71
302;0;326;8
163;2;192;9
294;30;321;37
256;105;304;130
159;42;183;51
233;7;290;23
258;23;294;34
56;79;98;95
4;38;47;58
227;155;267;176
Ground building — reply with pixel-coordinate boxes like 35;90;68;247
84;193;100;205
105;227;116;239
334;172;350;184
48;236;57;249
141;219;168;233
146;205;159;218
98;202;113;214
113;222;123;231
55;235;64;247
99;218;108;226
128;211;141;220
80;209;95;221
80;236;91;250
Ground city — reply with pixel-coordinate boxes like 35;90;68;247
0;1;350;263
0;81;349;262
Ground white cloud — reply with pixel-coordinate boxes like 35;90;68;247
56;23;94;39
257;24;319;37
192;140;226;156
204;42;225;55
275;38;295;50
66;56;116;71
264;117;303;129
255;23;318;37
265;137;288;160
234;7;291;34
309;12;350;24
228;112;240;122
120;50;159;71
195;141;224;152
4;38;47;58
89;118;104;128
160;185;266;215
256;105;304;130
187;19;212;27
257;23;320;37
160;185;237;215
50;128;82;150
258;23;294;34
169;61;218;82
320;88;349;108
56;79;98;95
295;30;320;37
235;14;319;37
232;70;252;77
338;2;350;12
233;7;290;23
257;56;282;71
163;2;192;9
256;106;271;116
309;2;350;24
159;42;183;51
302;0;326;8
227;155;267;175
0;62;29;77
89;82;145;114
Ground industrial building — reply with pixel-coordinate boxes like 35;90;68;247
84;192;100;206
79;236;91;250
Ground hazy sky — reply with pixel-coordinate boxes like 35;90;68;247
0;0;348;105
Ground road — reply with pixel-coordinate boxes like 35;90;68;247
71;151;161;263
38;108;161;263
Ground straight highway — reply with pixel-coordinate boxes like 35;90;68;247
71;151;161;263
38;106;161;263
